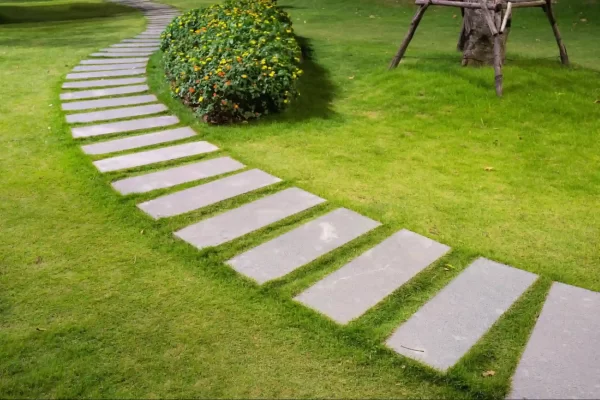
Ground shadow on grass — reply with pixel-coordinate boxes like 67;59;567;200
0;2;137;24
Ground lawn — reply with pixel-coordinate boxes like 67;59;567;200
1;0;599;398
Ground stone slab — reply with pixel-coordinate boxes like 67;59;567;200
91;52;154;57
71;115;178;138
175;187;326;250
113;156;244;195
296;229;451;324
111;44;160;48
66;104;166;123
386;258;538;371
228;208;381;284
60;84;149;101
100;47;158;53
138;169;281;219
62;94;157;111
509;282;600;400
73;63;147;71
94;141;218;173
121;39;160;44
80;57;149;64
81;126;195;155
62;77;147;89
66;68;146;80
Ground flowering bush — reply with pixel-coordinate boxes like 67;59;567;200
160;0;303;123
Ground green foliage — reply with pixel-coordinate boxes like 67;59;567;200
160;0;303;123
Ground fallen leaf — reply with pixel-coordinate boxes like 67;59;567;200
140;229;144;235
452;14;457;18
36;327;46;331
580;18;587;22
482;370;496;377
35;256;42;264
595;99;600;104
348;76;355;80
369;15;376;18
484;166;495;171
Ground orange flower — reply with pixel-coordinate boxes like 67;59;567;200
189;87;195;93
225;81;231;86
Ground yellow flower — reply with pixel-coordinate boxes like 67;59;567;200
241;74;248;79
269;71;275;77
199;96;204;102
261;65;267;70
261;59;266;65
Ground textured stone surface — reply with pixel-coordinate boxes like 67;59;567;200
71;115;178;138
113;156;244;194
94;141;218;173
66;104;166;123
111;43;159;48
509;283;600;400
63;77;147;89
66;68;146;80
386;258;537;371
175;188;326;250
228;208;381;284
91;52;154;57
73;63;147;71
100;47;158;53
60;84;149;100
138;169;281;219
121;39;160;44
62;94;156;111
296;229;450;324
80;57;149;64
81;127;195;155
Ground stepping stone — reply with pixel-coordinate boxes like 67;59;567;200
72;115;178;138
100;47;158;53
62;94;157;111
91;52;154;57
60;84;149;101
113;156;244;195
62;77;147;89
94;141;218;173
66;104;166;124
111;44;160;48
81;126;195;155
80;57;149;64
228;208;381;284
296;229;451;324
386;258;537;371
66;68;146;80
509;283;600;399
175;188;326;250
121;39;160;44
134;36;160;40
138;169;281;219
73;62;147;71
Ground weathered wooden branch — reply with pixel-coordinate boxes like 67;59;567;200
500;2;512;33
542;0;569;65
389;2;430;69
415;0;544;8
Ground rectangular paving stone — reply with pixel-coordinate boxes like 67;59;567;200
175;188;326;250
66;68;146;80
71;115;179;138
386;258;537;371
111;44;160;48
113;156;244;195
100;47;158;53
81;126;195;155
94;141;218;173
138;169;281;219
80;57;149;64
60;85;149;101
73;63;147;71
66;104;167;124
296;229;451;324
228;208;381;284
121;39;160;44
91;52;154;57
62;77;147;89
509;283;600;400
62;94;157;111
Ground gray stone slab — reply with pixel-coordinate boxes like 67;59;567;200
91;52;154;57
62;94;157;111
175;188;326;250
71;115;179;138
60;84;149;101
121;39;160;44
134;36;160;40
111;44;160;48
386;258;537;371
113;156;244;195
296;229;451;324
80;57;149;64
73;63;147;71
228;208;381;284
66;104;166;124
138;169;281;219
81;127;195;155
100;47;158;53
94;141;218;173
66;69;145;80
509;283;600;400
62;77;147;89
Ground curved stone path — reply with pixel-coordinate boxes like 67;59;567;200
60;1;600;398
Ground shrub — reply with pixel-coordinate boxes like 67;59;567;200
160;0;303;123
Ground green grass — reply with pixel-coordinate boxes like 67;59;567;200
1;0;599;398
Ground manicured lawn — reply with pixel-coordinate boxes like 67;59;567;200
0;0;598;398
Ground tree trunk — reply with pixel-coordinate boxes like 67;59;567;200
458;1;510;66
